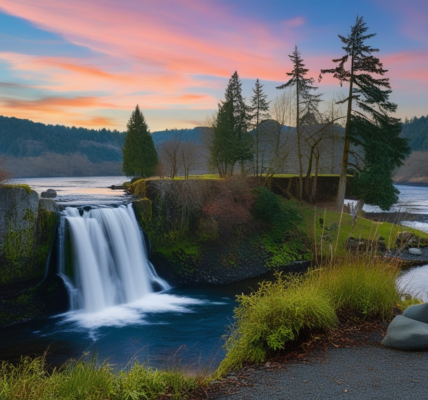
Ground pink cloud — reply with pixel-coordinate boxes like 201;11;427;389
0;1;308;128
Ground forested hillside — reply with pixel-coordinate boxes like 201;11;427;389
393;115;428;184
0;116;126;162
401;115;428;151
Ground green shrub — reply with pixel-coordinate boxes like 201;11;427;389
217;274;337;376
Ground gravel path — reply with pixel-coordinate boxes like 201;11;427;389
205;332;428;399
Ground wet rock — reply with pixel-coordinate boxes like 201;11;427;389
39;199;60;214
41;189;57;198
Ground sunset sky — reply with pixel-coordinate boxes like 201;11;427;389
0;0;426;131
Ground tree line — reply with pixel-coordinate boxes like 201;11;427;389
123;15;411;212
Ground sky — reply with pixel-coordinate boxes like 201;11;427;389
0;0;426;132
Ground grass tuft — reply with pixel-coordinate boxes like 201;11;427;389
217;253;412;377
0;353;199;400
216;274;337;376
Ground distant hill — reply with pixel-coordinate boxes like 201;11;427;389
401;115;428;151
151;127;204;145
393;115;428;185
0;116;126;162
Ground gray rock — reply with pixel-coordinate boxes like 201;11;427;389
39;199;60;214
41;189;57;198
382;315;428;351
0;185;39;250
402;302;428;324
408;247;422;255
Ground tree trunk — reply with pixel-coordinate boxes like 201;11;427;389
255;110;259;177
336;58;354;211
352;198;365;226
296;83;303;201
311;155;320;203
304;147;314;200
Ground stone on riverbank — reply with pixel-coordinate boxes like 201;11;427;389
408;247;422;255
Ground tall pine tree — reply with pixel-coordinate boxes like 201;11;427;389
210;71;253;176
277;46;321;200
122;105;158;177
250;79;270;177
320;16;410;211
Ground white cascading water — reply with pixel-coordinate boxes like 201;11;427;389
58;204;170;313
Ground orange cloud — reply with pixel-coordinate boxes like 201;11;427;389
0;96;114;110
70;116;116;127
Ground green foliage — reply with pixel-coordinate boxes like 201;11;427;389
1;184;32;194
308;256;402;320
401;115;428;151
321;15;411;209
351;165;399;210
397;295;423;312
156;238;201;275
0;355;198;400
2;220;34;271
209;71;253;176
217;274;337;376
253;189;302;234
0;115;125;162
263;239;309;269
122;105;158;177
129;179;148;198
252;189;307;266
250;79;270;177
117;363;198;400
218;255;406;376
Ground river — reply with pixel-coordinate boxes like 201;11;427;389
1;177;428;369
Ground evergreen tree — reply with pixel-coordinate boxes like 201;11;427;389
209;100;236;176
277;45;321;200
320;16;410;211
122;105;158;177
209;72;253;176
250;79;270;176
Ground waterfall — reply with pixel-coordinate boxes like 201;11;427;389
58;204;170;313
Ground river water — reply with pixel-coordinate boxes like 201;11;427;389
0;176;271;370
1;177;428;369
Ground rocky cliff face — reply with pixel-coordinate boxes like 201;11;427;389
0;185;66;327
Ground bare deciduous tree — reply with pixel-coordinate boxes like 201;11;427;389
0;156;11;184
261;91;295;183
159;139;182;179
180;141;199;179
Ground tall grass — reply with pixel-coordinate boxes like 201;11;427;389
217;252;406;377
308;255;402;320
0;354;200;400
216;274;338;376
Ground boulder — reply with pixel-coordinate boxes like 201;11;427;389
41;189;57;198
382;315;428;351
402;302;428;324
39;199;60;214
408;247;422;256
